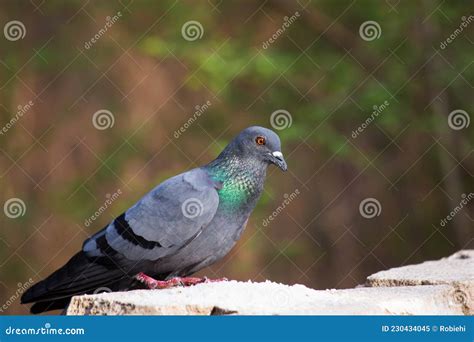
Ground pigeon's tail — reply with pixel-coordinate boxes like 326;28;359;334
21;251;128;314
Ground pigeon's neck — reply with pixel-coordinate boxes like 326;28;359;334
205;153;267;210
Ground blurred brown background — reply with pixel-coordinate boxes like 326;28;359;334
0;0;473;314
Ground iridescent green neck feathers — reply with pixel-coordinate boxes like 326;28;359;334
205;155;266;210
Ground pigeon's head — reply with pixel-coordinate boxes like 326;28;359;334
232;126;287;171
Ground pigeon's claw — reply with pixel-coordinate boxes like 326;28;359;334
175;276;228;286
135;273;229;289
135;272;182;289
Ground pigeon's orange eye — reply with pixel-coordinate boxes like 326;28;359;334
255;136;266;145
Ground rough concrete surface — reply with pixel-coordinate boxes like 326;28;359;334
367;250;474;287
66;250;473;315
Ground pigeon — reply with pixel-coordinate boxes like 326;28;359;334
21;126;287;313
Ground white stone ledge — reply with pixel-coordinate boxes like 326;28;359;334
66;250;473;315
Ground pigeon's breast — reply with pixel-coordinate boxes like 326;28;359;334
206;158;266;210
214;172;264;212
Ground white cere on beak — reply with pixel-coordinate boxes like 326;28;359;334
272;151;283;159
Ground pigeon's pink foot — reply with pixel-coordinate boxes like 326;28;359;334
135;273;228;289
135;272;182;289
178;276;229;286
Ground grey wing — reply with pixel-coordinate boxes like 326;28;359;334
83;168;220;261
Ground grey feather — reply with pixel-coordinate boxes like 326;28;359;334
125;168;220;248
100;168;220;260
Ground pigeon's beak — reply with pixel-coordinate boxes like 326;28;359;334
269;151;288;172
